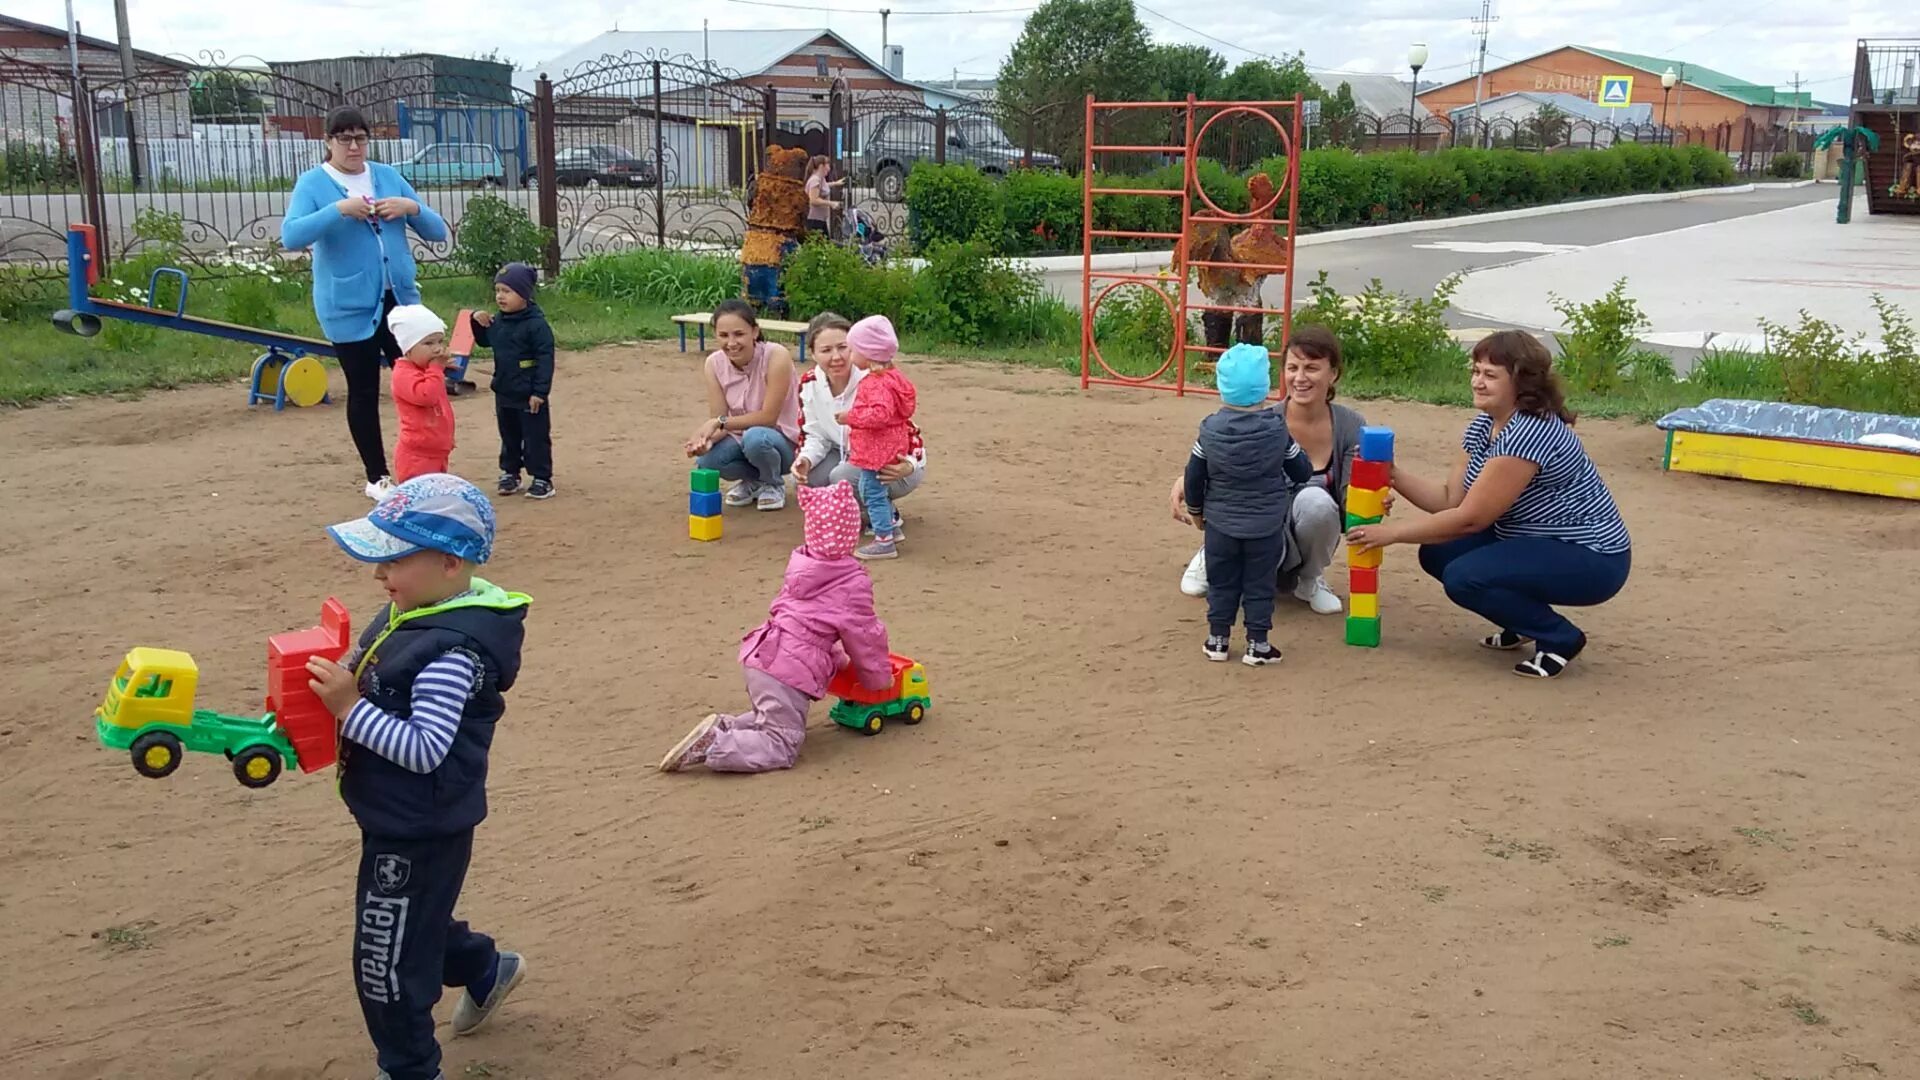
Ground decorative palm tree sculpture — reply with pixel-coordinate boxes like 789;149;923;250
1813;125;1881;225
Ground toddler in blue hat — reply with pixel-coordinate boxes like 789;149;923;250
304;473;534;1080
1183;344;1316;666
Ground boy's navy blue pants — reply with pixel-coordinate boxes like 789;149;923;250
1204;525;1286;641
496;402;553;483
355;829;497;1080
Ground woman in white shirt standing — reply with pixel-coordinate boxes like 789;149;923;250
792;312;925;530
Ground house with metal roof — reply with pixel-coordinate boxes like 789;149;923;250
1417;44;1817;150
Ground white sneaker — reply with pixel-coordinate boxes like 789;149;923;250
756;483;787;511
1295;575;1344;615
723;481;758;507
1180;549;1207;597
364;476;394;501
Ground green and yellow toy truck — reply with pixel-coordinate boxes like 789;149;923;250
826;652;930;735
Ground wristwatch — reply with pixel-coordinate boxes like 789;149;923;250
716;414;728;432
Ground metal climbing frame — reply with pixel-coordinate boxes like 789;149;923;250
1078;95;1304;397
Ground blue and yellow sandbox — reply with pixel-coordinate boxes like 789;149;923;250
1657;400;1920;501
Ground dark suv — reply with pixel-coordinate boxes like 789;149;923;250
854;115;1059;202
522;144;660;188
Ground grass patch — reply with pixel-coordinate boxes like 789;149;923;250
1779;994;1828;1025
1594;932;1632;948
1418;885;1451;903
1734;826;1792;849
1869;921;1920;946
95;922;155;950
1482;834;1558;862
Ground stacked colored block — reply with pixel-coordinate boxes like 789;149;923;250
690;468;722;542
265;598;352;772
1344;426;1395;648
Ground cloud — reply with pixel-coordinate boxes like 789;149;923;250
11;0;1867;95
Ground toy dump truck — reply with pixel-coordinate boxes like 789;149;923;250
826;653;930;735
94;600;351;788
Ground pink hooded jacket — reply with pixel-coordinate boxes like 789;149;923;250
739;481;892;698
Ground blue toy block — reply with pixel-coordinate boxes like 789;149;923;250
1359;426;1396;462
690;489;723;517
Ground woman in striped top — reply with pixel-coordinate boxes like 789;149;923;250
1345;331;1631;679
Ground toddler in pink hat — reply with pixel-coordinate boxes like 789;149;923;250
659;479;893;772
837;314;917;560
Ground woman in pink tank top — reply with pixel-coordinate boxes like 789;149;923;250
683;299;802;511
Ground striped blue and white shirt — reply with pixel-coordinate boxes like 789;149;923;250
340;650;481;773
1463;411;1630;555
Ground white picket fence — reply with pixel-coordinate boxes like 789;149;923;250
92;137;418;186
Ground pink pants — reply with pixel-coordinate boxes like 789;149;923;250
705;667;814;773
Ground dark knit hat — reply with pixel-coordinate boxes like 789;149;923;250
494;262;536;302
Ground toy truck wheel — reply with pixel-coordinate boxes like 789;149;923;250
903;702;926;725
232;746;284;789
861;712;884;736
130;732;184;779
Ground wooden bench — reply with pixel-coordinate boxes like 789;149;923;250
673;312;811;362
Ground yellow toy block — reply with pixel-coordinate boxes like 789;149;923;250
1345;485;1388;519
1350;592;1378;619
1346;543;1382;569
689;514;723;542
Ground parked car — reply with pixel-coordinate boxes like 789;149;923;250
521;145;660;188
854;115;1060;203
391;143;505;187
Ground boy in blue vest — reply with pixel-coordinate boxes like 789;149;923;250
305;473;533;1080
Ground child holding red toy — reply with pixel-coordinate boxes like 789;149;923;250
387;305;456;483
659;479;893;773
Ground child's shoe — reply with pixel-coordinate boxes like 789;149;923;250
867;512;905;542
1203;634;1230;662
855;536;898;560
1242;640;1282;666
497;472;521;496
659;713;721;772
525;478;555;500
451;950;527;1036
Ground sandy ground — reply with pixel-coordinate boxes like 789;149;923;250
2;343;1918;1080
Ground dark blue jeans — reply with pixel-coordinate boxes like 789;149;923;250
1418;530;1631;657
1204;525;1286;641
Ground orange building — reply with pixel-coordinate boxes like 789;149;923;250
1418;45;1815;151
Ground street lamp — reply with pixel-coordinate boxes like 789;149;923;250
1661;66;1679;136
1408;43;1429;148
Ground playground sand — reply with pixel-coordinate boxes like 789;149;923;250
2;343;1917;1079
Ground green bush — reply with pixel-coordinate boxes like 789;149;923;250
1289;269;1467;383
907;240;1042;345
905;163;1002;249
1682;144;1736;186
449;195;550;280
1549;278;1672;393
783;240;915;323
0;140;78;186
1769;152;1807;179
999;168;1083;254
554;247;737;310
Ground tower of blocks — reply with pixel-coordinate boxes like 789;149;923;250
690;468;723;541
1344;426;1395;648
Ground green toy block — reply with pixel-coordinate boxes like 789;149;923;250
1344;615;1381;648
689;468;721;494
1344;511;1383;529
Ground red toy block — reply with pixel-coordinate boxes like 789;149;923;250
827;653;914;704
266;598;351;772
1349;566;1379;594
1350;459;1391;490
449;308;476;359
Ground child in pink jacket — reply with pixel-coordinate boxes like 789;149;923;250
659;479;892;772
838;314;917;562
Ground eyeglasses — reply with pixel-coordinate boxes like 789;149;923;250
330;134;371;147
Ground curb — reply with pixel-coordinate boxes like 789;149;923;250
1011;184;1760;274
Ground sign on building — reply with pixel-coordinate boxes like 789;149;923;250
1598;75;1633;108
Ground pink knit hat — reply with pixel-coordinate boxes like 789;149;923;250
847;314;899;365
797;480;862;560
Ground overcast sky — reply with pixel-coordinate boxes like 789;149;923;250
17;0;1872;100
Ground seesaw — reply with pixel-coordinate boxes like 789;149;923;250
50;223;476;410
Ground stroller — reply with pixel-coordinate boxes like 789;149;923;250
837;204;890;265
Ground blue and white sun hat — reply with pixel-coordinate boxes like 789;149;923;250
326;473;497;564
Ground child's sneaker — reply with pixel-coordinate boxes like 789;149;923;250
659;713;721;772
724;481;759;507
525;479;555;500
756;483;786;511
1242;640;1282;666
497;472;521;496
450;950;527;1036
1203;635;1230;662
855;536;898;560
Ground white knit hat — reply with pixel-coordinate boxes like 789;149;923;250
387;304;447;355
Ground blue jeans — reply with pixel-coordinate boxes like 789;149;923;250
696;427;795;487
1418;530;1631;657
855;468;897;536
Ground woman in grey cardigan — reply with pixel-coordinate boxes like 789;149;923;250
1171;326;1364;615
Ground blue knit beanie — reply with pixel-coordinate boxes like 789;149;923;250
494;262;537;302
1215;343;1272;407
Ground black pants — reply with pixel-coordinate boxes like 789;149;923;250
354;829;497;1080
333;291;401;484
1201;310;1265;351
1204;525;1286;641
496;403;553;481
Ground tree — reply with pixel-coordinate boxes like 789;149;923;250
1319;81;1361;147
997;0;1155;164
1149;43;1227;101
1218;54;1319;104
1527;103;1570;149
189;70;268;120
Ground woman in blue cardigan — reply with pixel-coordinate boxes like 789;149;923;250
282;107;449;500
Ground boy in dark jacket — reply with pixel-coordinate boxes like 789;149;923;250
306;473;533;1080
1184;343;1315;666
472;263;557;499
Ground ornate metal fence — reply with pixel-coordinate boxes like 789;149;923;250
0;52;88;281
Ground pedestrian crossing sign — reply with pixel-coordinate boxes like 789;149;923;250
1598;75;1633;108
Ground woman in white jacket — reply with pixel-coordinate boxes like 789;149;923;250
792;312;925;530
